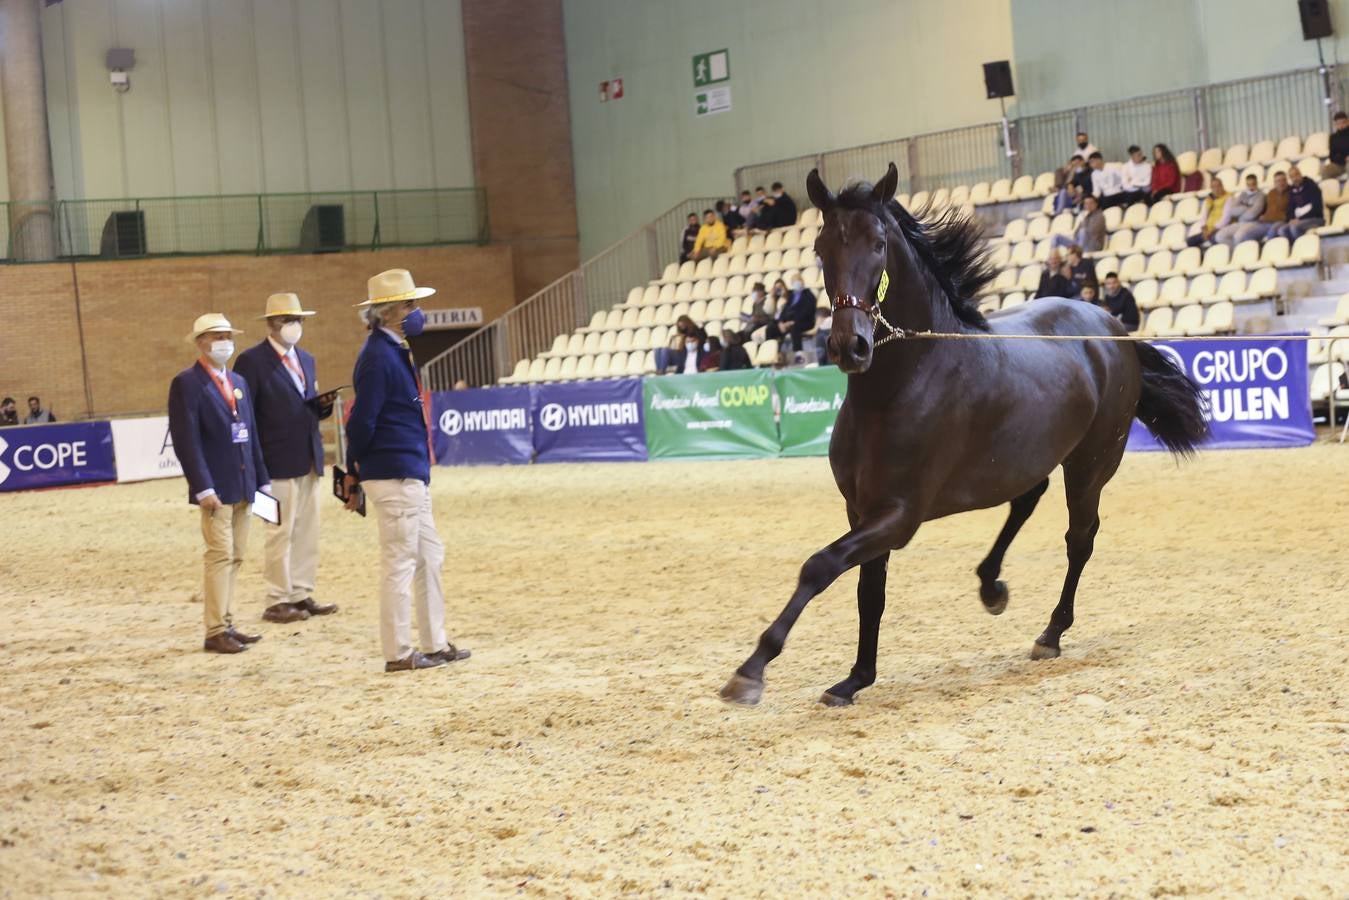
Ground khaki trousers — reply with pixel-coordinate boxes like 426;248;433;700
201;501;252;638
362;478;448;662
263;470;321;606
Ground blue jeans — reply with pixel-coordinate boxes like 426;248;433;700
1273;217;1323;241
814;329;831;365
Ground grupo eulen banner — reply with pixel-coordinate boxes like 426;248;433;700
431;387;533;465
110;416;183;482
776;366;846;457
0;421;117;492
643;368;778;459
532;378;647;463
1127;337;1314;451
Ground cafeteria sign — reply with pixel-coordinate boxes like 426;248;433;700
424;307;484;330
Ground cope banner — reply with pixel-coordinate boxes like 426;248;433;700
776;366;846;457
110;416;183;482
643;368;778;459
0;421;117;492
531;378;647;463
431;387;533;465
1127;337;1314;451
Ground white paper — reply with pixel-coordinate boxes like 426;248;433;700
252;490;280;525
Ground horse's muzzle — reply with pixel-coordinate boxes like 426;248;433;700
830;332;872;373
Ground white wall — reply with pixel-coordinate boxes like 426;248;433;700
38;0;475;201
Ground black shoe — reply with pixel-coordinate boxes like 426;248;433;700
384;652;445;672
297;597;338;616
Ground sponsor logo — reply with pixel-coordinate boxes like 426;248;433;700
650;384;772;411
439;407;528;436
541;401;640;432
0;436;8;485
539;403;567;432
0;434;90;485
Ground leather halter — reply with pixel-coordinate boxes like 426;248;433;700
830;281;911;347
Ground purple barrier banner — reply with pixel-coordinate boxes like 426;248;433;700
531;378;647;463
431;388;533;466
1127;337;1314;451
0;421;117;492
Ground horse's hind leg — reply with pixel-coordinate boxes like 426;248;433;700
821;552;890;707
976;478;1049;615
1031;464;1109;660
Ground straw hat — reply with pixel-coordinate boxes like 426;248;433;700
259;292;317;319
185;313;243;344
354;268;436;307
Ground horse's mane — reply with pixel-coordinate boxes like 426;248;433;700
832;182;997;330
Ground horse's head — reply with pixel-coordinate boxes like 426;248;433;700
808;163;900;374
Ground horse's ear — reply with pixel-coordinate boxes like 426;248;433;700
872;162;899;204
806;168;835;212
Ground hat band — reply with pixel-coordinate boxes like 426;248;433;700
267;308;308;316
366;287;421;304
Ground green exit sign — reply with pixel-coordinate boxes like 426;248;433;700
692;49;730;87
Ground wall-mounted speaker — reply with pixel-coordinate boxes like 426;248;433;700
1299;0;1333;40
983;60;1014;99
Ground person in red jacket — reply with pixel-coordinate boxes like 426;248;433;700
1149;143;1180;206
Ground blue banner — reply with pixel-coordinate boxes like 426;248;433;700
0;421;117;492
1127;337;1314;451
431;388;533;466
532;378;647;463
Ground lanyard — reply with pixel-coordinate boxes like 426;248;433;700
397;340;435;459
199;360;238;417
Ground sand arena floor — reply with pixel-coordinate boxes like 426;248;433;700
1;444;1347;898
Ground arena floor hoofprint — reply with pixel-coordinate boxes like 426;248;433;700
1;443;1347;898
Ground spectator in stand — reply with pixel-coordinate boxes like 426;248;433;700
1186;177;1230;247
1079;282;1099;305
1053;156;1087;214
691;209;730;260
1324;111;1349;179
1065;245;1096;296
1274;165;1324;240
757;181;797;230
732;190;757;236
720;199;745;234
1049;195;1105;251
1214;173;1266;246
657;316;707;373
1073;131;1098;160
742;282;769;320
1088;153;1124;207
1233;170;1289;244
1100;272;1140;332
1148;144;1180;205
1035;251;1073;299
812;308;832;365
679;213;699;263
720;330;753;371
0;397;17;426
767;274;816;350
23;396;55;423
1119;145;1153;206
669;324;712;375
698;336;723;372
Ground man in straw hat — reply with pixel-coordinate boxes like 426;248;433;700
168;313;272;654
234;293;338;625
345;269;471;672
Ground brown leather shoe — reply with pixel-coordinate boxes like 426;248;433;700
384;651;445;672
425;644;471;665
297;597;338;616
226;627;262;644
204;633;247;654
263;603;310;623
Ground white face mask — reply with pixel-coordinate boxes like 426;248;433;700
685;339;698;349
207;340;234;367
791;280;804;291
279;322;303;345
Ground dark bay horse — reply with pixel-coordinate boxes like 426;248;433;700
720;163;1206;707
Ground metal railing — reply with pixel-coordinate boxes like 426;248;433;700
1;187;487;261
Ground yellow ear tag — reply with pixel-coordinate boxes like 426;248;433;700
233;388;243;399
877;269;890;303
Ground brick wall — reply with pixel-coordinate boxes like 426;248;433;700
0;244;515;420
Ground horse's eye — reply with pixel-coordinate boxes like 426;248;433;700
874;241;886;254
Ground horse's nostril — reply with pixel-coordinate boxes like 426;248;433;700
851;336;870;358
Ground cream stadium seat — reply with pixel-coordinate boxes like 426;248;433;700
641;350;657;374
558;356;579;380
931;187;952;208
969;182;992;205
1010;240;1035;266
610;352;632;377
598;330;619;354
1246;266;1278;299
1199;242;1230;273
1122;202;1149;230
500;359;530;385
706;277;727;300
1197;147;1224;171
765;250;785;271
1172;245;1202;276
805;265;823;289
745;252;766;274
1146;199;1176;227
1118;253;1147;282
593;352;616;379
1001;217;1028;244
1033;195;1055;218
729;236;749;256
1010;175;1036;199
524;358;548;383
1296;157;1322;181
649;325;669;349
988;179;1013;203
1094;256;1120;282
1274;134;1303;161
1195;301;1235;335
1248;139;1276;165
658;263;680;284
562;333;585;356
908;190;930;210
624;287;644;307
1001;293;1026;309
1105;229;1132;256
1265;159;1290;182
799;208;821;228
541;357;563;381
676;260;697;281
712;254;733;276
1102;205;1125;233
988;244;1011;269
641;284;660;305
578;310;606;332
1159;275;1188;307
1186;272;1217;304
1219;240;1260;273
1032;171;1056;196
800;224;820;246
1318;294;1349;327
540;334;569;358
1176;150;1198;175
1212;167;1238;192
1303;131;1330;158
763;230;784;252
1320;179;1344;210
754;339;780;367
1221;143;1249;169
690;282;710;307
1212;269;1248;303
896;193;912;209
1141;307;1173;337
1280;233;1320;268
1258;237;1290;268
726;255;748;277
694;258;714;279
1131;225;1160;254
1034;238;1053;261
781;248;802;269
574;354;596;379
1160;223;1188;251
1132;278;1161;310
654;304;675;326
1158;303;1203;336
993;268;1018;292
747;233;767;253
631;325;651;349
674;281;694;302
658;282;677;303
781;226;803;248
1026;216;1051;241
1315;327;1349;363
705;298;726;320
1145;250;1174;279
669;302;689;323
619;307;640;328
1016;265;1042;292
1310;362;1349;403
726;274;747;296
617;329;637;352
979;295;1001;313
1172;195;1202;224
1049;211;1074;237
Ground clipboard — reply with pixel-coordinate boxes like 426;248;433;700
332;465;366;517
252;489;281;525
308;385;348;420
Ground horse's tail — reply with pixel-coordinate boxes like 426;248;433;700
1133;342;1207;457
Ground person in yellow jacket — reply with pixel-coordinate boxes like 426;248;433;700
691;209;730;260
1186;176;1229;247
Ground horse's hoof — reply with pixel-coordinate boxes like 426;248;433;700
980;580;1009;616
1029;641;1061;660
819;692;853;707
719;673;764;706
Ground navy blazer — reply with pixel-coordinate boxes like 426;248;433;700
233;339;325;480
780;288;817;329
168;361;270;505
347;329;431;483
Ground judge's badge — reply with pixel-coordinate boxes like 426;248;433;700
233;388;243;399
877;269;890;303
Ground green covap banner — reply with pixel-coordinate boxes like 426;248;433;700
776;366;846;457
643;369;778;459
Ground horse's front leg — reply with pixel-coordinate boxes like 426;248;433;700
720;509;916;706
820;551;889;707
